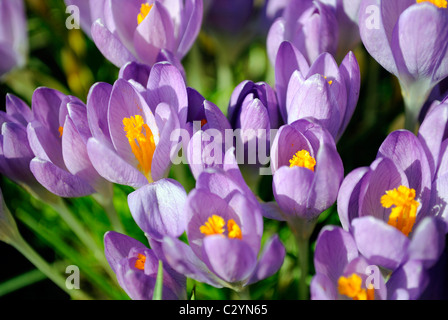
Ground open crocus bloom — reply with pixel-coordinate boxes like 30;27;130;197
311;226;387;300
70;0;203;68
25;88;110;198
359;0;448;129
161;169;285;289
0;0;27;78
275;41;360;141
104;231;186;300
270;119;344;235
86;62;185;188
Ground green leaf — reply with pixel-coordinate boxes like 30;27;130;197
152;260;163;300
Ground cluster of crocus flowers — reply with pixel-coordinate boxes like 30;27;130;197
359;0;448;130
0;0;27;78
66;0;203;68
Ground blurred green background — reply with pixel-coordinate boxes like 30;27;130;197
0;0;408;300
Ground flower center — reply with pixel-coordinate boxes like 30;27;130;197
123;115;156;182
324;76;333;85
58;126;64;137
200;215;243;240
134;253;146;270
137;3;154;25
416;0;447;8
289;150;316;171
381;185;420;237
338;274;375;300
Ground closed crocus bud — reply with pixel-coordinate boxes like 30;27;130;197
275;41;360;141
0;94;57;202
320;0;363;59
86;62;187;188
85;0;203;68
0;0;27;78
104;231;186;300
184;87;233;179
359;0;448;131
271;119;344;237
267;0;339;66
161;169;285;290
228;80;281;169
25;88;110;198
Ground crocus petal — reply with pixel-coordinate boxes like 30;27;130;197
87;137;148;188
352;216;410;270
273;165;315;219
275;41;310;121
30;158;95;197
0;43;17;76
359;0;398;76
176;0;203;58
134;2;175;66
146;62;188;125
127;178;187;240
393;3;448;84
202;235;257;284
119;61;151;89
310;274;337;300
337;167;370;231
91;19;137;68
5;93;33;126
104;231;147;274
408;217;446;268
31;88;65;139
314;226;359;285
86;82;113;145
387;260;428;300
358;157;407;222
246;235;285;285
162;236;224;288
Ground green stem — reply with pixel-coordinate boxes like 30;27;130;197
49;198;109;272
93;192;125;234
12;237;92;300
295;235;309;301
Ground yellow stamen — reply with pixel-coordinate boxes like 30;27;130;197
381;185;420;237
338;274;374;300
200;215;243;240
135;253;146;270
58;126;64;137
289;150;316;171
416;0;447;8
227;219;243;240
324;76;333;85
137;3;154;25
123;115;156;181
200;215;226;236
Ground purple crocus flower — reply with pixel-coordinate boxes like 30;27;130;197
311;224;439;300
275;41;360;141
104;231;186;299
270;119;344;237
69;0;203;68
267;0;339;66
227;80;281;169
0;0;27;78
359;0;448;130
311;226;387;300
0;94;57;201
86;62;186;188
161;169;285;290
184;87;233;179
22;88;110;198
336;129;447;298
